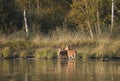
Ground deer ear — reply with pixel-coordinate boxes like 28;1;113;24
58;47;61;51
65;46;69;50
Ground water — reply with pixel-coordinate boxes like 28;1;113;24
0;59;120;81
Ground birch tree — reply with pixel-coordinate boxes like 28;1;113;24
84;0;94;40
110;0;114;39
16;0;31;36
66;0;102;39
23;9;28;36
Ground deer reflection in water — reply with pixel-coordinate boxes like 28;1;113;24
57;59;76;80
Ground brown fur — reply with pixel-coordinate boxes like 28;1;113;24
58;48;68;59
65;46;76;59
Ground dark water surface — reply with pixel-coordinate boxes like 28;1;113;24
0;59;120;81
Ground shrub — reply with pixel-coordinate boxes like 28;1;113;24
2;47;13;58
47;50;57;59
19;50;28;58
75;52;82;60
35;49;45;58
82;53;89;60
35;48;57;59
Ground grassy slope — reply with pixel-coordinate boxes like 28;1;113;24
0;33;120;60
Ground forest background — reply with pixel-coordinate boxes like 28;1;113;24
0;0;120;59
0;0;120;39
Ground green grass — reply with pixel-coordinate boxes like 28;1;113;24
0;31;120;60
35;48;57;59
2;47;13;59
19;50;28;58
75;39;120;60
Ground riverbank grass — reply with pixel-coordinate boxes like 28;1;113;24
0;34;120;60
2;47;14;59
35;48;57;59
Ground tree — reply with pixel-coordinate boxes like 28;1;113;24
0;0;22;34
16;0;32;36
110;0;114;39
65;0;102;39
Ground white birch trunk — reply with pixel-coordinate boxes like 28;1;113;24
37;0;40;15
23;9;28;36
37;0;40;9
110;0;114;38
87;21;94;40
84;0;94;40
97;11;101;39
95;24;99;39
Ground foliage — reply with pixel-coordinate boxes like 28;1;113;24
2;47;13;58
0;0;120;38
18;48;34;58
35;48;57;59
65;0;113;38
20;51;28;58
0;0;120;60
0;34;120;60
0;0;23;34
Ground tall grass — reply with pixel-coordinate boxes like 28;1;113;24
0;29;120;60
35;48;57;59
2;47;13;58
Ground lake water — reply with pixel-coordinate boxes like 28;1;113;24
0;59;120;81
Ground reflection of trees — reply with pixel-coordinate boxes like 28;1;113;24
0;59;35;81
0;60;120;81
77;61;120;81
35;60;58;73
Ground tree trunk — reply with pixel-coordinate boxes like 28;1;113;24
87;21;94;40
97;11;101;39
95;23;99;39
37;0;40;15
37;0;40;9
84;0;94;40
110;0;114;39
23;9;28;36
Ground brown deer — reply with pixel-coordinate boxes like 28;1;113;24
58;47;68;59
65;46;76;60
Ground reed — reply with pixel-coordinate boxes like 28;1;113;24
0;30;120;60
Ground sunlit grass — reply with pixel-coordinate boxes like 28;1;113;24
0;30;120;60
35;48;57;59
2;47;13;59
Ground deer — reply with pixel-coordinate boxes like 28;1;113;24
57;47;68;59
65;46;76;60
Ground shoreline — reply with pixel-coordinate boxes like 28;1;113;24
0;39;120;61
0;57;120;61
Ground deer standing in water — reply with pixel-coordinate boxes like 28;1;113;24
65;46;76;60
58;47;68;59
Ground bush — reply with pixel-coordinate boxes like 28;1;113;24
35;48;57;59
75;52;82;60
2;47;13;58
82;53;89;60
47;50;57;59
19;50;29;58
